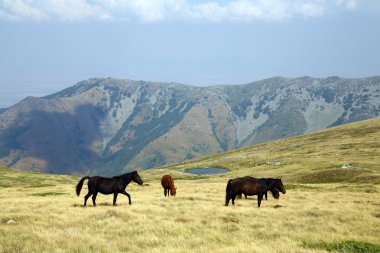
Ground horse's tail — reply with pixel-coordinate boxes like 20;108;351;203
225;179;232;206
76;176;90;196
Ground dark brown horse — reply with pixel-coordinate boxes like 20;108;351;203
225;176;286;207
76;171;143;206
237;177;284;200
238;187;280;200
161;175;176;197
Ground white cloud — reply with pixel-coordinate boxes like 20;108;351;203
127;1;167;22
190;2;227;22
336;0;357;10
1;0;50;21
44;0;111;21
298;3;324;17
226;0;289;21
0;0;361;22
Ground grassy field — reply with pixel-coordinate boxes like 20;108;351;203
161;117;380;184
1;118;380;253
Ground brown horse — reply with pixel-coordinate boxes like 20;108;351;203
225;176;286;207
76;171;143;206
161;175;176;197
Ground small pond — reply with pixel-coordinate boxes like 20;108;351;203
185;168;230;175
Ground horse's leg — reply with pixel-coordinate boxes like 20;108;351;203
225;193;231;206
121;191;132;205
84;191;93;206
113;193;118;206
231;193;237;205
265;191;268;200
258;193;263;208
164;189;167;197
92;192;98;206
244;194;248;199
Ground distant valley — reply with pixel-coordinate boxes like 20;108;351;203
0;76;379;175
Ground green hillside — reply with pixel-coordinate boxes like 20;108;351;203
158;116;380;184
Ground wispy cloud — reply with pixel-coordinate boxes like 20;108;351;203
0;0;50;21
336;0;357;10
0;0;111;21
0;0;363;22
297;3;325;17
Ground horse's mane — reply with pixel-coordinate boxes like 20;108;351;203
119;171;136;177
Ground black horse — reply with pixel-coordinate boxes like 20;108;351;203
238;187;280;200
237;177;283;200
225;176;286;207
76;171;143;206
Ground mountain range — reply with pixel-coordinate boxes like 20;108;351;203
0;76;379;175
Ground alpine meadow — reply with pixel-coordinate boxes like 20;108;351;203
1;118;379;253
1;1;380;252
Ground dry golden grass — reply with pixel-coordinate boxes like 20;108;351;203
0;167;379;253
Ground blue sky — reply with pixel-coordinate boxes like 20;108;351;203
0;0;379;108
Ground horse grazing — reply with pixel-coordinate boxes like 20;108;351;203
76;171;143;206
237;177;284;200
238;187;280;200
161;175;176;197
262;177;286;195
225;176;286;207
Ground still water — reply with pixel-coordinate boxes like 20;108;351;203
185;168;229;175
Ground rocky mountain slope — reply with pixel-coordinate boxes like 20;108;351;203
0;76;379;175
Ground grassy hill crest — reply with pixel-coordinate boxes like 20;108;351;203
157;116;380;184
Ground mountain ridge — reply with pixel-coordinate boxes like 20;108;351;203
0;76;379;175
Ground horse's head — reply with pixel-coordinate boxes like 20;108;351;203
270;188;280;199
171;187;177;196
132;171;144;185
276;179;286;194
